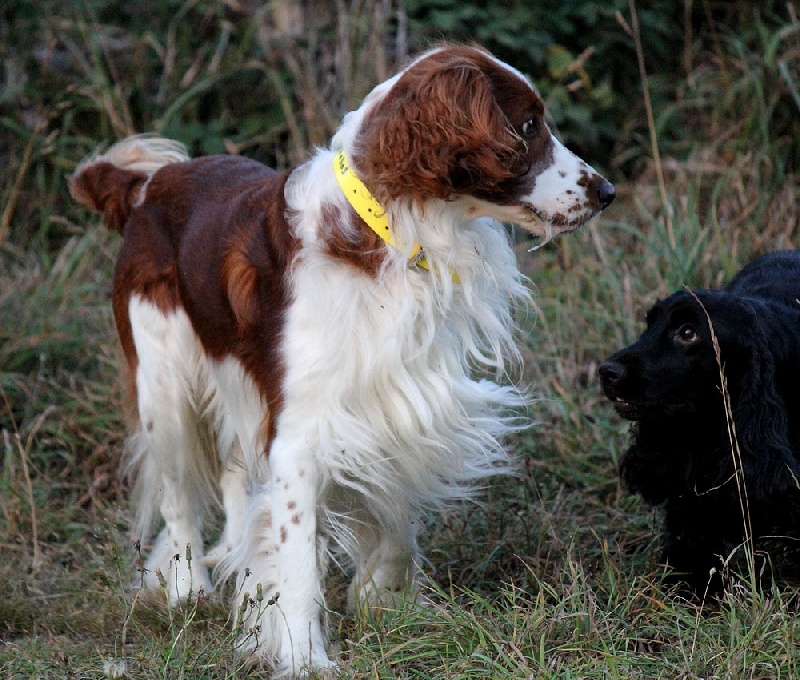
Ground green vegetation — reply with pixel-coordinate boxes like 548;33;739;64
2;0;799;677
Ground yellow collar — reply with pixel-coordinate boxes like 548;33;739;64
333;150;430;271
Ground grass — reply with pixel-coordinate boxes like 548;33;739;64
2;1;800;678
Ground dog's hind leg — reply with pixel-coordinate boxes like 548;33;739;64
347;509;420;611
126;295;216;603
204;439;249;570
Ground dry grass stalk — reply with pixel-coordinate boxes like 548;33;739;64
254;0;408;161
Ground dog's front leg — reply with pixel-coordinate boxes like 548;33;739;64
270;436;332;676
662;498;728;596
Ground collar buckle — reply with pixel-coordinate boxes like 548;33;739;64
408;246;427;271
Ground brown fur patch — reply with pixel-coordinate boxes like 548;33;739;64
353;45;550;206
321;204;387;277
74;152;300;456
221;245;260;330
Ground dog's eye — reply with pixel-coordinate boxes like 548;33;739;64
675;324;699;344
520;118;539;139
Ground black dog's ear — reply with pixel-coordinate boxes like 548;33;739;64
732;325;800;499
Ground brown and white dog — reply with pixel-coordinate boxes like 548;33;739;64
71;44;614;675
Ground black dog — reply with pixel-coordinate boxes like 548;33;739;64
600;250;800;594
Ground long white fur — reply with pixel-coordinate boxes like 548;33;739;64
125;297;217;599
77;133;190;176
207;149;532;673
103;48;608;677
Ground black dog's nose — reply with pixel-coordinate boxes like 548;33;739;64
596;180;616;209
599;359;625;386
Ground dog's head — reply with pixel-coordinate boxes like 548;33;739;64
599;290;759;421
600;288;800;498
337;44;614;240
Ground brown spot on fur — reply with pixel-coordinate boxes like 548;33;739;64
321;204;386;277
291;513;301;524
280;526;288;543
287;501;296;510
578;169;614;211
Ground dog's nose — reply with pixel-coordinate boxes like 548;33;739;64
596;180;615;209
599;359;625;386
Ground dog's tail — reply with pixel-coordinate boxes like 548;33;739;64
69;134;189;233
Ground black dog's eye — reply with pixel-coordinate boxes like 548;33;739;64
520;118;539;139
675;324;699;345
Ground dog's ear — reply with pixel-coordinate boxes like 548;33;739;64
732;322;800;499
355;55;529;205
